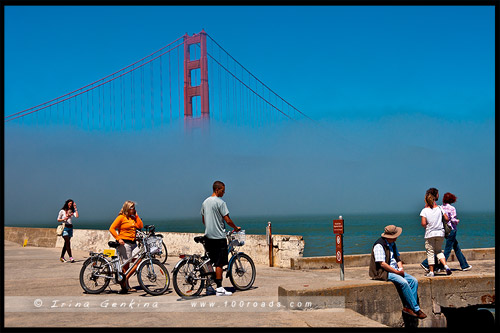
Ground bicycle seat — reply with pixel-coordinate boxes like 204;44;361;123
194;236;206;244
108;241;120;248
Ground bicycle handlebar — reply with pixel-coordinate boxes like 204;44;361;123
227;228;242;236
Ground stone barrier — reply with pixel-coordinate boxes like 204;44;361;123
4;227;57;248
278;274;495;327
3;227;304;269
291;248;496;270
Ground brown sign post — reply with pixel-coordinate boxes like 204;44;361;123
333;216;344;280
266;221;273;267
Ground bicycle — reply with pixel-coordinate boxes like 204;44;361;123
172;230;256;298
79;225;170;296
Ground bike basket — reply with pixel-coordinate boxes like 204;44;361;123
146;236;163;254
231;230;246;246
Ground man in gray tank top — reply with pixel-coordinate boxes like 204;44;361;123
200;180;240;296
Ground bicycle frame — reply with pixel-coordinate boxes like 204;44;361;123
174;232;246;279
90;230;155;281
81;224;171;296
172;230;255;297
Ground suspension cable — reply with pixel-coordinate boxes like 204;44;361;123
207;53;292;120
206;33;313;121
6;42;184;122
5;36;184;121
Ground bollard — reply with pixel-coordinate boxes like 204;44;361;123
266;221;273;267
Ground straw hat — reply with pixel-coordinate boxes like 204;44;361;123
381;225;402;239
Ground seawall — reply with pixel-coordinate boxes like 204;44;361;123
285;247;495;327
278;274;495;327
3;226;304;268
291;247;495;269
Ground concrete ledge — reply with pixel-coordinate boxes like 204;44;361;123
3;226;304;269
291;248;496;270
4;227;57;248
278;274;495;327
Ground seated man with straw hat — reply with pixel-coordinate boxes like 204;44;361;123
369;225;427;319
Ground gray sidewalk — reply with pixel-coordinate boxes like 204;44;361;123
4;240;494;327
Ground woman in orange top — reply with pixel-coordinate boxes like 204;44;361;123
109;200;143;293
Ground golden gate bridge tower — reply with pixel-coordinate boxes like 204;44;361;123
183;30;209;132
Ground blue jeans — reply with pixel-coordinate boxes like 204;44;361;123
421;228;469;270
387;272;420;312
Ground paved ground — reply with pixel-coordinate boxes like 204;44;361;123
4;240;494;327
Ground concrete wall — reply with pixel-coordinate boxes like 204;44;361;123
3;227;304;269
4;227;58;248
278;274;495;327
291;248;496;270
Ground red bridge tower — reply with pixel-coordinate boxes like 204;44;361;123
184;30;209;129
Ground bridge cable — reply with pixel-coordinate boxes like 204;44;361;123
5;36;184;121
207;53;292;120
206;34;314;122
6;42;184;122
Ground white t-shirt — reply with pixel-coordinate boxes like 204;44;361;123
58;210;73;225
420;206;445;238
200;196;229;239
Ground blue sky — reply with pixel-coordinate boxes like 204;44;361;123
4;6;495;224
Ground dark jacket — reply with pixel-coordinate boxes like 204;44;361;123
369;237;401;281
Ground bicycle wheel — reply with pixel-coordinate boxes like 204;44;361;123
173;259;205;298
229;253;256;291
79;257;111;294
137;259;170;296
155;241;168;265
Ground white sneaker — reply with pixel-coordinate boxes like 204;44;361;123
462;265;472;271
216;287;232;296
426;272;435;277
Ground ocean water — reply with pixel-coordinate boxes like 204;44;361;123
7;212;494;257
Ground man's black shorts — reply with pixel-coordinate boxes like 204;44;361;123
204;237;229;267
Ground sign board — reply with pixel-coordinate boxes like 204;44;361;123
333;219;344;234
335;234;343;263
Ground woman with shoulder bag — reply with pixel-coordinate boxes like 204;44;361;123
58;199;79;263
420;190;452;277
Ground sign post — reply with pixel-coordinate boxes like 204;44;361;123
266;221;273;267
333;216;344;281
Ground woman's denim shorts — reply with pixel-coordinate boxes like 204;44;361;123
62;227;73;237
